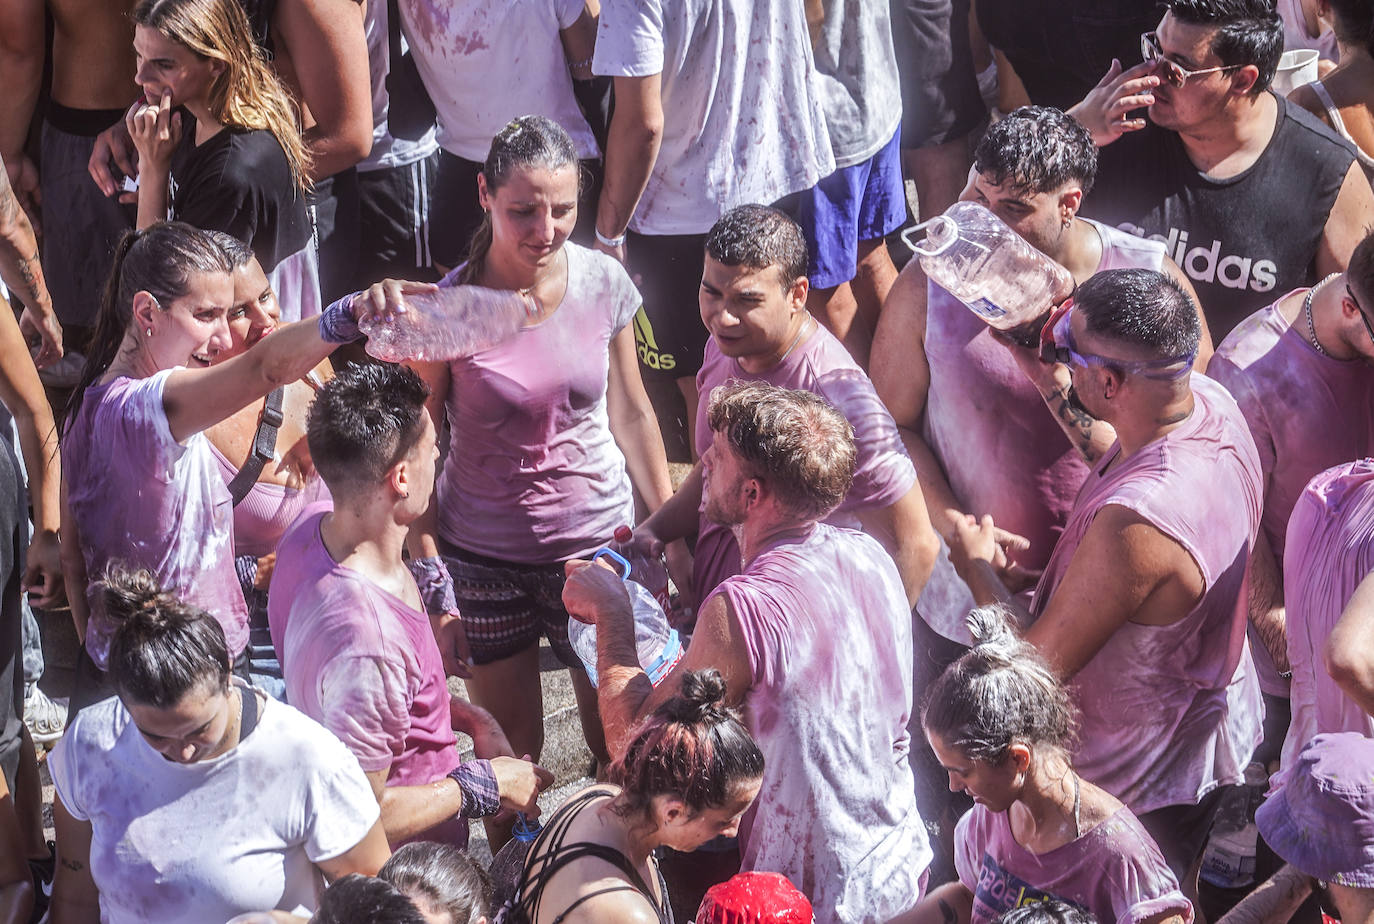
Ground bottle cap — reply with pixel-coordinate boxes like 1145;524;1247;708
696;872;813;924
513;813;542;843
614;525;634;545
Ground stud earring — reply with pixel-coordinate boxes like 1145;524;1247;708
146;327;153;336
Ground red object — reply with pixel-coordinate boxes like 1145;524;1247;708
696;872;814;924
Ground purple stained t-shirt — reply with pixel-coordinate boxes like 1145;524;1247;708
1030;375;1265;813
1280;460;1374;769
955;804;1193;924
63;370;248;669
692;323;917;600
1207;291;1374;696
435;242;638;563
268;503;465;845
919;219;1168;644
715;523;931;924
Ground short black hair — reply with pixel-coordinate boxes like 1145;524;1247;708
307;363;431;493
1075;268;1201;361
1165;0;1285;94
1350;227;1374;309
704;205;809;292
974;106;1098;196
313;875;428;924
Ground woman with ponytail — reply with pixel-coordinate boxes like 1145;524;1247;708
899;605;1192;924
124;0;319;320
496;669;763;924
46;567;389;924
59;220;404;712
365;115;674;771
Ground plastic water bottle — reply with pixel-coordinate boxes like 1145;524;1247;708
611;525;672;614
512;813;541;843
568;548;684;689
358;285;540;362
904;201;1074;342
1200;762;1268;889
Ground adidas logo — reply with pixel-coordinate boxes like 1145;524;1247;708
632;307;677;372
1122;224;1279;293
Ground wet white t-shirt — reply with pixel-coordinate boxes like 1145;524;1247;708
399;0;598;162
49;694;379;924
593;0;834;235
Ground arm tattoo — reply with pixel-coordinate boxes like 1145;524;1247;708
938;899;957;924
1052;384;1104;464
61;857;85;872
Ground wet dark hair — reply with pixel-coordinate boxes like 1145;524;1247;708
704;205;810;293
1164;0;1284;95
313;874;428;924
974;107;1098;197
459;115;581;286
996;900;1099;924
609;670;764;818
1327;0;1374;54
381;842;492;924
206;230;255;270
307;363;432;493
1075;268;1201;362
705;381;855;522
923;605;1078;766
102;566;231;709
68;222;232;425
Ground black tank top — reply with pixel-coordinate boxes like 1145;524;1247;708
494;787;675;924
1084;92;1357;341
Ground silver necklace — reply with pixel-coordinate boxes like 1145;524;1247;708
1304;273;1342;357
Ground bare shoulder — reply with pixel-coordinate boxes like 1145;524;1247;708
557;886;662;924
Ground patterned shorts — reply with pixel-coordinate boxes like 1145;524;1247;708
439;538;582;668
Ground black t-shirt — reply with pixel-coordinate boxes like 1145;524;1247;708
1083;93;1356;340
169;121;311;273
975;0;1162;110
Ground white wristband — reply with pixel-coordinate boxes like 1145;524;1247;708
595;227;627;248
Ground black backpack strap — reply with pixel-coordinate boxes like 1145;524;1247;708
385;0;404;83
227;388;285;506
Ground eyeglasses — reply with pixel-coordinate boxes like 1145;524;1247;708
1045;302;1195;379
1350;285;1374;346
1140;32;1243;88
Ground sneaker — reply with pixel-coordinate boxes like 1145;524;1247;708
23;686;67;747
29;840;54;923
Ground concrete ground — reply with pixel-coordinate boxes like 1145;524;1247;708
32;606;595;850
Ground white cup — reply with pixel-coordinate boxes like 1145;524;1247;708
1271;48;1321;95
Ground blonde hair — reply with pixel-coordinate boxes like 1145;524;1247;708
133;0;311;191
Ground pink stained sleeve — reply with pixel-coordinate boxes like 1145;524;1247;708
317;655;414;774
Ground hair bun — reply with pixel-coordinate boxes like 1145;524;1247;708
99;564;177;626
966;603;1021;654
672;669;729;724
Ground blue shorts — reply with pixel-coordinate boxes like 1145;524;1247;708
795;127;907;289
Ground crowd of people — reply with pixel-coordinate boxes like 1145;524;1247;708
0;0;1372;921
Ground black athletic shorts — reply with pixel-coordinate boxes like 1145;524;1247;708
625;230;708;380
353;151;440;289
890;0;986;148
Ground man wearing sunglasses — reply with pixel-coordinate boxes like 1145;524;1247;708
1204;229;1374;763
948;268;1264;900
1069;0;1372;343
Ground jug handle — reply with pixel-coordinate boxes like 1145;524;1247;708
592;547;632;581
901;215;956;256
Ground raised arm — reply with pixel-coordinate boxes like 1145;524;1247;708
275;0;372;180
871;259;966;542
